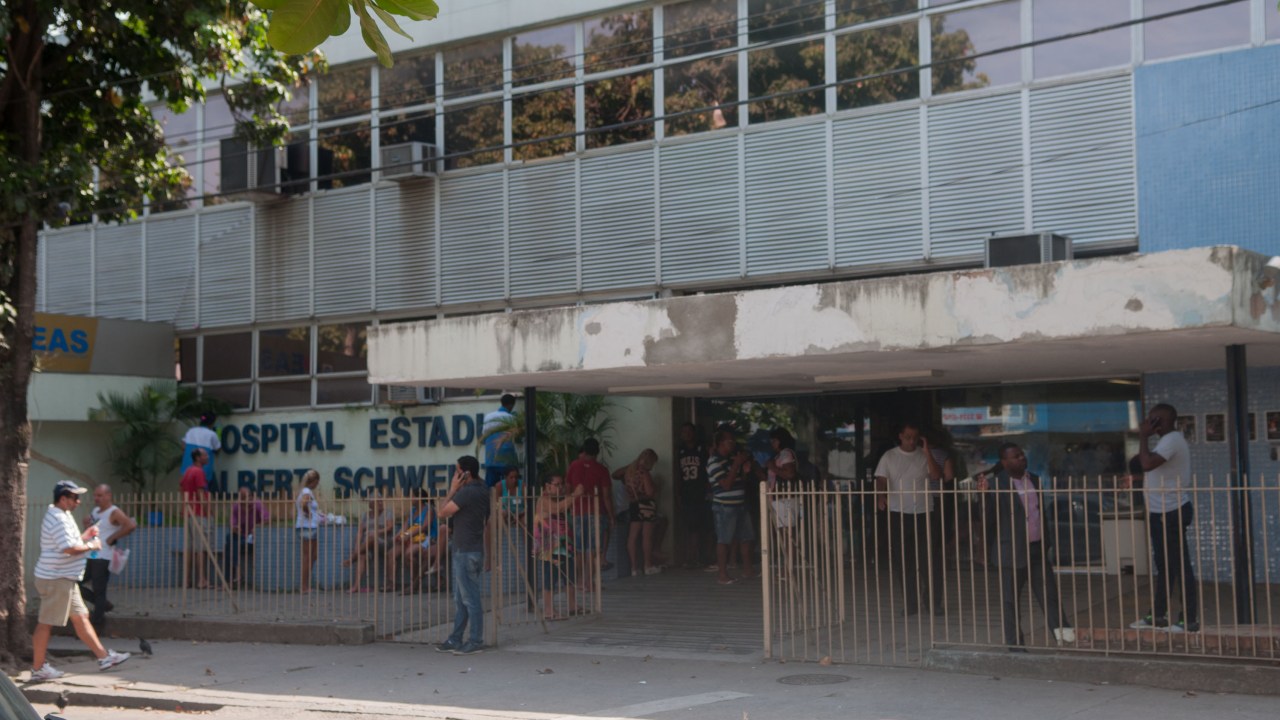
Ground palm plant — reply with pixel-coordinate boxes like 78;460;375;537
480;392;624;481
90;383;230;494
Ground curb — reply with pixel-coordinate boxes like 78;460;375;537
30;614;374;646
22;686;224;713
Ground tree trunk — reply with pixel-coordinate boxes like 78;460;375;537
0;0;44;669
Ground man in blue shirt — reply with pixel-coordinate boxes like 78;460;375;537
482;394;519;488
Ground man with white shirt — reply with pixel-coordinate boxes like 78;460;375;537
875;422;944;617
1129;403;1199;633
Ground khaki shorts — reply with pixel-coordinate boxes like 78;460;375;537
35;577;87;626
184;514;212;549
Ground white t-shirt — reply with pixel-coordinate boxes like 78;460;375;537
1144;430;1191;513
875;447;931;514
296;487;320;529
183;425;222;452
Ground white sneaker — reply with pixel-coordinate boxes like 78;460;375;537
98;650;131;671
30;663;65;682
1054;627;1076;644
644;566;662;576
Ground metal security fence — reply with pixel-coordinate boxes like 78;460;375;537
761;477;1280;666
23;487;603;646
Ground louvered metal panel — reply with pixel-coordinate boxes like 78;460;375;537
43;226;92;316
255;199;311;322
94;223;143;320
374;181;436;312
660;136;741;286
833;108;925;267
439;172;505;305
144;215;197;327
509;162;577;299
1030;76;1136;246
745;124;829;276
580;150;657;292
314;189;373;315
199;207;253;327
928;93;1026;258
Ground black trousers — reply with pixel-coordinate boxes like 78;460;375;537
1150;503;1198;625
888;511;943;614
79;558;112;633
999;541;1067;647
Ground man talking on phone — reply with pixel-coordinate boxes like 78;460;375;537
435;455;491;655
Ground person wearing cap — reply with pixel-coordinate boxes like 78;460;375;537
29;481;131;681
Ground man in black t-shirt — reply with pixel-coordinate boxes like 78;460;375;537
677;423;711;568
436;455;491;655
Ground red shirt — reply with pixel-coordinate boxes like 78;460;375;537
566;456;611;516
181;466;209;517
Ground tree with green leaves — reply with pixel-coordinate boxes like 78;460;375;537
0;0;327;670
252;0;439;67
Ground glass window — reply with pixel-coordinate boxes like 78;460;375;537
259;381;312;409
258;327;310;378
585;71;655;149
203;94;236;142
318;122;372;189
202;332;252;382
837;0;917;28
280;82;311;126
318;377;374;405
837;20;920;109
280;133;312;195
204;383;252;410
379;110;435;148
512;24;575;87
748;40;825;123
664;0;737;60
380;52;436;110
445;39;504;97
1143;0;1249;61
202;142;228;206
1034;0;1130;78
931;1;1021;95
749;0;825;43
444;99;503;169
585;10;653;73
513;88;575;160
319;65;372;121
177;338;197;383
317;323;368;374
152;104;199;149
664;56;738;136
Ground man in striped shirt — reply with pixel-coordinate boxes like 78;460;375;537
29;481;131;682
708;429;755;585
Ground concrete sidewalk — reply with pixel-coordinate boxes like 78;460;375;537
13;636;1280;720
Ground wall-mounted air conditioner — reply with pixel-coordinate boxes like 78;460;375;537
380;142;437;181
220;138;285;201
984;233;1073;268
385;385;441;406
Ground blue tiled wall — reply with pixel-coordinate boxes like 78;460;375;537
1136;44;1280;256
1145;368;1280;583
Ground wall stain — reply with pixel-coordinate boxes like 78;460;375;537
643;295;738;366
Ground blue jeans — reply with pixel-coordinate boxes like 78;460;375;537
448;550;485;646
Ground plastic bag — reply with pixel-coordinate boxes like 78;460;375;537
108;546;130;575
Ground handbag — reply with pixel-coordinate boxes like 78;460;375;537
108;546;131;575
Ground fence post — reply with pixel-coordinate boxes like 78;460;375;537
760;480;772;659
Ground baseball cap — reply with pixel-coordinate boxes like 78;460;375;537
53;480;88;502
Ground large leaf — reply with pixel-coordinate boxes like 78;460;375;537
375;0;440;21
369;3;413;41
353;0;394;67
266;0;347;56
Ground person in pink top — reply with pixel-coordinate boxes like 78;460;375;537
565;438;614;592
180;448;211;589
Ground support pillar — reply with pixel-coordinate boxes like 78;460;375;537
1225;344;1255;623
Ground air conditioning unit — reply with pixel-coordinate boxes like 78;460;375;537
220;138;286;201
380;142;437;181
984;232;1072;268
385;385;441;406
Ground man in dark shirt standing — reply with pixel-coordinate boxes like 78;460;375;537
677;423;710;569
436;455;491;655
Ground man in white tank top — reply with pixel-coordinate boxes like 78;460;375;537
81;484;136;633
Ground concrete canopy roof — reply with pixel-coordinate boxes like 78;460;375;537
368;246;1280;397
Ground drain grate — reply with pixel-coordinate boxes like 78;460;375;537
777;673;851;686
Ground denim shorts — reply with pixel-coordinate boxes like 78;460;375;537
573;517;602;553
712;503;754;545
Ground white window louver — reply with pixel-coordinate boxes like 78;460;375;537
314;189;373;316
198;206;253;327
509;162;577;299
255;199;311;322
927;93;1025;258
833;107;925;267
43;226;92;316
440;173;505;305
94;222;143;320
660;136;741;286
745;123;828;276
1031;76;1136;247
580;150;657;292
144;215;197;328
374;181;437;312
